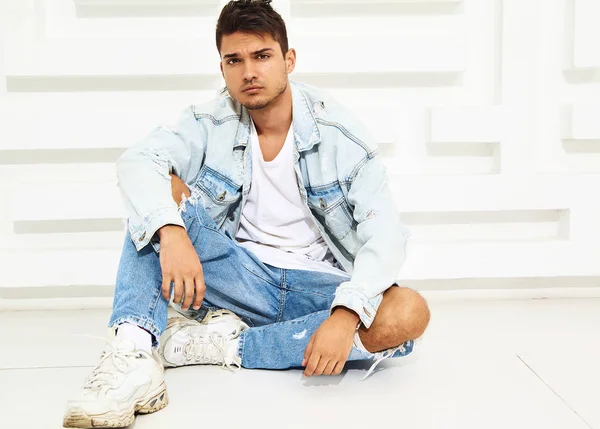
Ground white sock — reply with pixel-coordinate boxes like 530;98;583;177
116;323;152;353
353;330;370;353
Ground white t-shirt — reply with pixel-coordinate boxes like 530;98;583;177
235;119;347;276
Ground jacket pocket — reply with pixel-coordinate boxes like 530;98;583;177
195;165;242;227
306;182;354;240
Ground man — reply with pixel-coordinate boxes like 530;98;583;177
63;0;430;427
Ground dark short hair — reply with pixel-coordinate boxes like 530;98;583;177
216;0;289;57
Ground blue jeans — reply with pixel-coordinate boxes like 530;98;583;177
109;199;413;369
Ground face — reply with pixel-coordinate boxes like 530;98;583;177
219;32;295;110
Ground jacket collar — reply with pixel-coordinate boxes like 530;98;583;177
228;80;321;152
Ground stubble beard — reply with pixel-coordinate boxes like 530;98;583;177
243;78;288;111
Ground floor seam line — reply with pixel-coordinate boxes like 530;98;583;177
0;365;95;371
516;355;594;429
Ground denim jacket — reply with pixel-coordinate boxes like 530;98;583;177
116;80;410;329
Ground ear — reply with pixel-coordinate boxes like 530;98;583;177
220;61;224;77
285;48;296;74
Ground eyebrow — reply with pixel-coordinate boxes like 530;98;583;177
222;48;274;60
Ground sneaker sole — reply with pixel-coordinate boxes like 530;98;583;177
63;384;168;428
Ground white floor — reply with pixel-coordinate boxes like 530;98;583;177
1;298;599;429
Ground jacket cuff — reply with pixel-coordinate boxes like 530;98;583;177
128;207;185;252
329;281;383;329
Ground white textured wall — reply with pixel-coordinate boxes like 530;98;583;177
1;0;600;308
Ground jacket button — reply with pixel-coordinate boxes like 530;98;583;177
363;307;372;318
218;191;227;201
138;232;146;241
319;198;326;209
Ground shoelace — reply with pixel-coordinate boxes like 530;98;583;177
183;332;241;373
361;340;412;381
83;342;142;392
73;333;142;392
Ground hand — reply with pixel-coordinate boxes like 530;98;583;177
302;308;359;377
158;225;206;311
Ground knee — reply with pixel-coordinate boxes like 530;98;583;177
170;173;191;206
381;286;430;341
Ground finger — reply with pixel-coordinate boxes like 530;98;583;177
323;360;337;376
302;336;314;367
192;273;206;310
304;352;321;377
173;277;184;304
313;358;330;376
181;276;195;310
161;275;171;301
332;361;345;376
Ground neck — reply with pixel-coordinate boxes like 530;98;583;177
248;83;293;136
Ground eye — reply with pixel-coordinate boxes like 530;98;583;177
227;58;240;65
257;54;270;60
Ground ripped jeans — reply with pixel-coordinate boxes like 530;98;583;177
109;198;413;369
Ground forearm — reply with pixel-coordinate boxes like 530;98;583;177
330;155;410;328
117;148;185;251
331;214;409;328
331;306;360;326
117;106;205;251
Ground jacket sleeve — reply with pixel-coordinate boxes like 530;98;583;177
116;106;206;251
329;154;410;328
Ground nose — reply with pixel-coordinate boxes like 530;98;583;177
243;62;258;82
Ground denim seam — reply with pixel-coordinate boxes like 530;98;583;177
201;165;241;189
194;112;240;126
330;287;379;328
247;312;318;334
148;282;162;324
130;206;184;250
304;181;344;192
276;268;287;323
340;203;358;228
315;118;375;156
306;195;346;214
237;330;246;365
284;287;331;299
347;153;375;182
197;183;240;206
240;264;281;288
130;206;181;234
180;210;194;225
276;312;323;327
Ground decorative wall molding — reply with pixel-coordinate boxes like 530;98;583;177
1;0;600;304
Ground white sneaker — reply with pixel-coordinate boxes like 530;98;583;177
361;339;417;380
63;339;168;428
159;309;248;370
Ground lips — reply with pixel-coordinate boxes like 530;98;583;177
243;86;263;92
